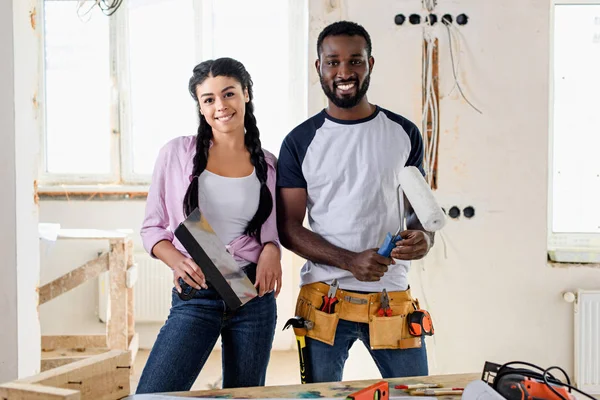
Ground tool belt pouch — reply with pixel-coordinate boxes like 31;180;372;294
295;286;339;346
368;299;423;350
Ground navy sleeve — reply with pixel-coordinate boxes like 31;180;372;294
380;108;426;177
405;123;426;177
277;136;307;188
276;114;322;189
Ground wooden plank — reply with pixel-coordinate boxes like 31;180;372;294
142;373;479;398
41;348;111;372
41;357;82;372
42;335;107;351
0;382;80;400
126;239;136;345
39;254;109;305
18;350;130;400
128;333;139;367
107;239;128;350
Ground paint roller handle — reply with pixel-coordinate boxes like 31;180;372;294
377;232;401;257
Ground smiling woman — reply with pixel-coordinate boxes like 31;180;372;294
136;57;283;395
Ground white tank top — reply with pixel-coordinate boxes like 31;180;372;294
197;168;261;251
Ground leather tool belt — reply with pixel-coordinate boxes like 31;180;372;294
295;281;427;350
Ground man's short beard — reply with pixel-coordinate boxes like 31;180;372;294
320;73;371;109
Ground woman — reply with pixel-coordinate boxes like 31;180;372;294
136;57;281;394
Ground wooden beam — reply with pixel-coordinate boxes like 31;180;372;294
41;335;107;352
423;37;440;190
41;348;111;372
18;350;130;400
128;333;139;367
126;239;136;345
0;382;80;400
39;254;109;305
41;357;83;372
107;240;128;350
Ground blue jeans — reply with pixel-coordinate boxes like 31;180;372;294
305;318;428;383
135;265;277;394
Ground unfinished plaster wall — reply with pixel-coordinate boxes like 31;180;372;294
0;0;42;382
0;0;19;383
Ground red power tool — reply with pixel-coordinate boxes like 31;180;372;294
482;362;578;400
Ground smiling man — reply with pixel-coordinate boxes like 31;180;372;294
277;21;435;382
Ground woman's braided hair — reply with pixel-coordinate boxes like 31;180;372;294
184;57;272;241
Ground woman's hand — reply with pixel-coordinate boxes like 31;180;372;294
151;240;208;293
255;243;282;298
171;257;208;293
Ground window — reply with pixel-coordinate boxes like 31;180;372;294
40;0;307;188
549;1;600;263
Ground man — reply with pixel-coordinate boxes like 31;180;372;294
276;20;435;383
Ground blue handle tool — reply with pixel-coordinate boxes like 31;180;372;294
377;184;404;257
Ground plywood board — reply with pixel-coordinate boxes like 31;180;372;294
124;373;478;399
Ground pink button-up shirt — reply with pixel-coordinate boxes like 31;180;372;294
140;135;280;265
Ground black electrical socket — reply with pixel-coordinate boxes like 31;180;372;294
394;14;406;25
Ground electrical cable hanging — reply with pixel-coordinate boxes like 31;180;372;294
442;19;482;114
76;0;123;19
421;29;439;186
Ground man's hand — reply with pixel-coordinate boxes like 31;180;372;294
171;257;208;293
255;243;282;298
391;230;432;260
346;249;394;282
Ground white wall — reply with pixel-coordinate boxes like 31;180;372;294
0;0;42;383
37;0;600;382
0;0;19;383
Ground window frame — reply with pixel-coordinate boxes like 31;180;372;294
38;0;306;192
548;0;600;262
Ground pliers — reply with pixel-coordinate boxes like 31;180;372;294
320;279;339;314
377;289;392;317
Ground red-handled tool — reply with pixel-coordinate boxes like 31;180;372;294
377;289;392;317
320;279;339;313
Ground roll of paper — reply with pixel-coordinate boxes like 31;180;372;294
399;166;446;232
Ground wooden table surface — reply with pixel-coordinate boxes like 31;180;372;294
125;372;480;399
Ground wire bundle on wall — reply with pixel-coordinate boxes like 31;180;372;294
442;19;482;115
421;27;439;187
77;0;123;20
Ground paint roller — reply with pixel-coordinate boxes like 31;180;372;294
377;166;446;257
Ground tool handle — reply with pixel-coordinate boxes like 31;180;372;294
377;232;396;257
177;277;197;301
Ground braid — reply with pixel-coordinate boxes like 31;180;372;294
185;57;272;242
183;116;212;217
243;102;273;242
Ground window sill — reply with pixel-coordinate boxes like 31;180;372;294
547;250;600;268
548;260;600;268
37;184;149;200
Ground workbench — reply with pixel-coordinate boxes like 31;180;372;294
124;373;480;399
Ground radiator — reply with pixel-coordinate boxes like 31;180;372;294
98;252;173;323
574;290;600;394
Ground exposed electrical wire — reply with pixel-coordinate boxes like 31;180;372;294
421;29;439;186
76;0;97;22
422;0;437;12
76;0;123;20
443;20;483;114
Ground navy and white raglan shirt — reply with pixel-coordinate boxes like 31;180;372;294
277;106;426;293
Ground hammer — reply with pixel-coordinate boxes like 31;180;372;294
283;316;313;384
